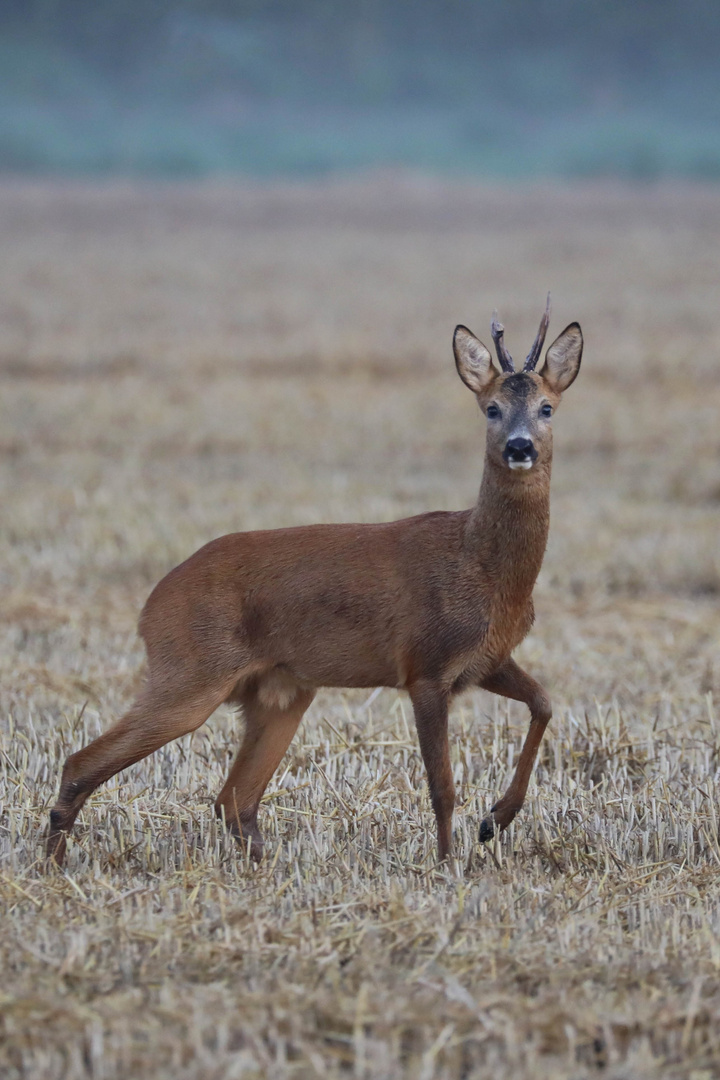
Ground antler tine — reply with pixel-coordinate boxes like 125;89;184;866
490;309;515;373
523;292;551;371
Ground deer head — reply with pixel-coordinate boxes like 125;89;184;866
453;295;583;474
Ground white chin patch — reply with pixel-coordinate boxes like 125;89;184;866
508;459;534;471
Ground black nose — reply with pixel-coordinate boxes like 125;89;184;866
504;437;537;462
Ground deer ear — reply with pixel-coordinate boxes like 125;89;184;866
540;322;583;393
453;325;496;393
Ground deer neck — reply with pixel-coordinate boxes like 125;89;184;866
465;457;551;605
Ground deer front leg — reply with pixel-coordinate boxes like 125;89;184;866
409;680;454;861
478;657;552;842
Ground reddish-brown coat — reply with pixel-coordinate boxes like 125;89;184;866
47;309;583;867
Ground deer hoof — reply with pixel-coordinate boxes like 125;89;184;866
230;820;265;863
46;811;70;867
479;815;495;843
45;834;68;868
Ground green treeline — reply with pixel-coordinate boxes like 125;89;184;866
1;1;719;178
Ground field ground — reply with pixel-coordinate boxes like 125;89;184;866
1;178;720;1078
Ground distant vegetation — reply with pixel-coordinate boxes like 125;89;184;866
2;0;720;178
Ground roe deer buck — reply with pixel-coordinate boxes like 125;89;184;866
47;297;582;867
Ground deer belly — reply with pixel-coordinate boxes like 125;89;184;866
242;588;401;689
283;637;400;689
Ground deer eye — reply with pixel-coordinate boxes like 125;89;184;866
540;403;552;418
486;404;501;420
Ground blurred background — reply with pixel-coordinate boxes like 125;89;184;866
2;0;720;717
2;0;720;180
4;6;720;1075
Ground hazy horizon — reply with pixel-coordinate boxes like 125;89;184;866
2;1;720;181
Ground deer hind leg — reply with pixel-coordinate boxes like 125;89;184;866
47;679;234;866
215;672;315;861
478;656;552;842
409;680;454;862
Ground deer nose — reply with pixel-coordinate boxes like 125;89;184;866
503;437;537;464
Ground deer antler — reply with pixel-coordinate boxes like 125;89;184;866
490;310;514;373
524;293;551;371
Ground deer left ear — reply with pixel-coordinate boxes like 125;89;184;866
453;325;496;393
540;322;583;393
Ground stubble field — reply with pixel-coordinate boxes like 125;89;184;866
1;178;720;1078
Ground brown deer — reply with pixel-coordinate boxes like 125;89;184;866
47;297;582;867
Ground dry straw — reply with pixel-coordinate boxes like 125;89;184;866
1;179;720;1078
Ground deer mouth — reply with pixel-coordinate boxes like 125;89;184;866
503;437;538;470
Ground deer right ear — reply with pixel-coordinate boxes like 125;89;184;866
453;326;496;393
540;323;583;393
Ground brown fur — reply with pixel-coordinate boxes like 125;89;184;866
47;314;583;866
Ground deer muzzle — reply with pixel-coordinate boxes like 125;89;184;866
503;436;538;470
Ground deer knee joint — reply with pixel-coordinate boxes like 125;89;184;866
59;764;93;804
532;691;552;726
49;808;68;831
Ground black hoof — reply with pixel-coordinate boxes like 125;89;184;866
229;820;265;862
479;816;495;843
